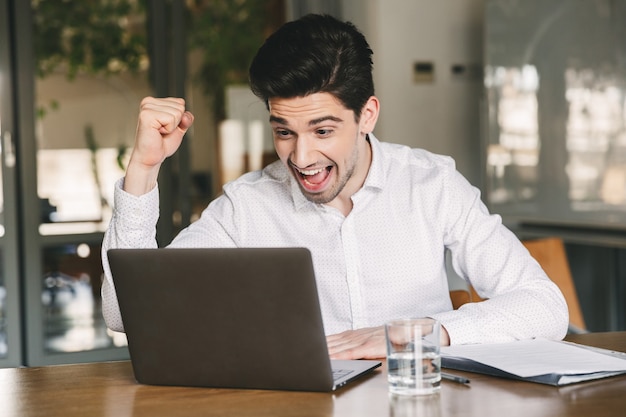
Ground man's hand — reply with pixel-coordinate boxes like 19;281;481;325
326;324;451;360
326;326;386;360
124;97;194;196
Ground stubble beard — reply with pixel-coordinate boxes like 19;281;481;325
297;142;359;205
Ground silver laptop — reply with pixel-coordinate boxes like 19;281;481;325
107;247;381;392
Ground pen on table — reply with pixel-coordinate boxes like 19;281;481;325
442;372;471;385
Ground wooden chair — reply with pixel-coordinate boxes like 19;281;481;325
449;287;481;310
449;237;587;333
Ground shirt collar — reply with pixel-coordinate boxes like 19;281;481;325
362;133;386;191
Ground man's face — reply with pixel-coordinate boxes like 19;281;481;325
268;93;377;210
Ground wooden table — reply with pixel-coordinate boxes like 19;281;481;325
2;332;625;417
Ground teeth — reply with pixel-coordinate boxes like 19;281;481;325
298;168;324;176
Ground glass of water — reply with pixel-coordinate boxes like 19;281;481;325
385;318;441;395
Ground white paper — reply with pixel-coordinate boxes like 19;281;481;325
441;338;626;378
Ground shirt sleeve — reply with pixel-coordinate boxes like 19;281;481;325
430;167;569;344
100;177;160;332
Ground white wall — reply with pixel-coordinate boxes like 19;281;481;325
343;0;485;187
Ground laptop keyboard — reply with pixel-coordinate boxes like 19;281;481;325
332;368;353;381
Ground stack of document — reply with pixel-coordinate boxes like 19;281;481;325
441;339;626;386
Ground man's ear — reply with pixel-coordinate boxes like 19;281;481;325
359;96;380;135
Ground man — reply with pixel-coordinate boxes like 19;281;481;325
101;14;568;359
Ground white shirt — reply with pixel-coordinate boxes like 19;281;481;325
101;134;568;344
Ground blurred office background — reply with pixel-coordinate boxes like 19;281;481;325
0;0;624;367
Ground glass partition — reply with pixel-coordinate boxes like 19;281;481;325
33;1;150;236
484;0;626;230
0;0;21;367
0;251;6;358
4;0;286;366
0;0;6;360
0;64;5;358
20;0;149;364
42;242;126;353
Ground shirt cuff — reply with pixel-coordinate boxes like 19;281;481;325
113;177;160;227
430;309;482;345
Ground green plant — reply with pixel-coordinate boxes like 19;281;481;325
187;0;281;120
32;0;147;80
32;0;283;121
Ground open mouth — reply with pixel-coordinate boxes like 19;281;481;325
293;165;333;191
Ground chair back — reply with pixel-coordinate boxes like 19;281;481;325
449;237;586;333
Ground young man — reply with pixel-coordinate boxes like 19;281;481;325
101;14;568;359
